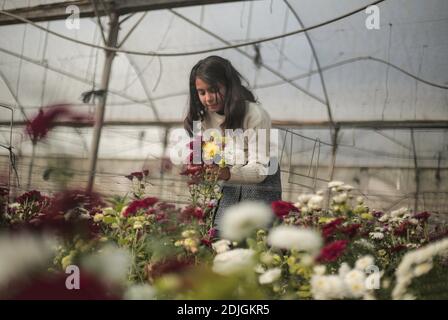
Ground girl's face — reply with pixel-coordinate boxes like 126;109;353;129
195;77;226;113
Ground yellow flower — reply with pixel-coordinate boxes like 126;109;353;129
318;217;336;224
361;213;374;220
203;141;221;160
93;213;104;222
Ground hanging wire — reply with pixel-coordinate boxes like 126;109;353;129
0;0;386;57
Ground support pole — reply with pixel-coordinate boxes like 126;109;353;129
87;11;119;193
410;129;420;213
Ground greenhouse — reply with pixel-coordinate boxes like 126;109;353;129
0;0;447;301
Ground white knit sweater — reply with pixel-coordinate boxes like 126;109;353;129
201;101;273;184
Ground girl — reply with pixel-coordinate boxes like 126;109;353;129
184;55;282;230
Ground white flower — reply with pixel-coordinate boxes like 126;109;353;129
308;195;324;210
409;218;419;225
356;196;364;204
313;265;326;276
259;252;275;265
123;284;156;300
328;181;344;188
133;221;143;229
393;238;448;299
212;249;255;275
82;244;131;284
311;275;346;300
338;262;351;277
332;192;348;204
391;207;408;218
259;268;281;285
355;255;375;271
297;194;313;204
369;232;384;240
212;239;231;254
341;184;354;191
300;254;314;267
344;270;366;298
254;264;266;274
267;226;323;255
219;201;273;242
8;202;20;209
354;239;375;250
378;214;389;222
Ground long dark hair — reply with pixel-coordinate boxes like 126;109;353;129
184;56;256;135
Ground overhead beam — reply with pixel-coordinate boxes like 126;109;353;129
4;120;448;129
0;0;249;26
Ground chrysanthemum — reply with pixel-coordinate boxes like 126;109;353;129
219;201;273;241
212;249;255;275
267;226;323;255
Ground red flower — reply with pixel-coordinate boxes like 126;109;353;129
16;190;48;205
123;197;158;217
317;240;349;263
414;211;430;222
271;201;299;218
25;104;91;144
340;223;361;238
394;221;410;236
322;218;345;239
180;205;205;221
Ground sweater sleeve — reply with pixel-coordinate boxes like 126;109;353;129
227;103;273;184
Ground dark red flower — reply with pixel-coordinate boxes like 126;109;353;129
394;221;410;236
131;172;144;181
180;205;205;221
322;217;345;239
340;223;361;238
123;197;159;217
16;190;47;205
372;210;384;218
414;211;430;222
25;104;91;144
317;240;349;263
271;201;299;218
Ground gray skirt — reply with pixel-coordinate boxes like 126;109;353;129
213;164;282;229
